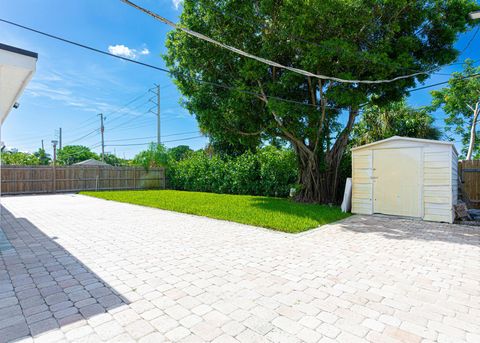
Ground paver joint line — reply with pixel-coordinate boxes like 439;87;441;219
0;194;478;343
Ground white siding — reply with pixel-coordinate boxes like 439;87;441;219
423;146;454;223
351;137;456;223
352;150;373;214
452;149;458;206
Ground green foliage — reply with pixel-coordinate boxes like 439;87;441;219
131;143;168;171
57;145;98;165
168;146;298;197
1;151;40;165
33;148;51;165
82;190;350;233
431;60;480;157
164;0;478;202
103;153;128;166
167;145;193;162
352;100;442;146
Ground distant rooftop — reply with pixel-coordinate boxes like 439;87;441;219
74;159;111;166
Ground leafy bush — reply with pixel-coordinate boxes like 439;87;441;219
131;143;168;171
57;145;98;165
1;151;40;165
168;146;298;197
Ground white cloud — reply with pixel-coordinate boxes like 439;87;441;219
107;45;151;59
108;44;137;58
172;0;183;10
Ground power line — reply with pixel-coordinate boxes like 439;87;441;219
107;108;152;132
107;120;157;133
409;73;480;93
105;130;200;142
460;26;480;54
64;128;99;146
102;90;150;124
122;0;435;85
2;15;477;108
106;135;205;146
0;18;172;73
199;1;478;76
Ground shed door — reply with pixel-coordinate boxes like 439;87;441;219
373;148;422;217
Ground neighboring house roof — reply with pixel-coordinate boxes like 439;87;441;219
351;136;458;155
74;159;111;166
0;43;38;125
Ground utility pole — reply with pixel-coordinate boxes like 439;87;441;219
99;113;105;162
149;84;161;145
59;128;62;150
156;84;160;145
41;140;44;150
51;140;58;193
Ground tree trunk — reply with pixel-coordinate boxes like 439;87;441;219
466;102;479;160
295;151;338;203
295;108;359;204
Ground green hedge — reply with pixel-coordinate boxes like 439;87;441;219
168;146;298;197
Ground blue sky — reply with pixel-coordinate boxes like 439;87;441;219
1;0;479;158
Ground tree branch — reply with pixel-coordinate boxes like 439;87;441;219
257;80;312;156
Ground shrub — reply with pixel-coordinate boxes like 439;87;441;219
168;146;298;197
0;151;40;165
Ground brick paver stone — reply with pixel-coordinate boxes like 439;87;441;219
0;194;478;342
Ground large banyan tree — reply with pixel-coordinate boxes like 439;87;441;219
164;0;479;203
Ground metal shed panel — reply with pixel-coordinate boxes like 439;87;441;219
352;150;373;214
351;137;456;223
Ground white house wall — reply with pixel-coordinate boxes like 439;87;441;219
0;47;37;125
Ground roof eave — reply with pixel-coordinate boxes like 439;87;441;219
351;136;458;155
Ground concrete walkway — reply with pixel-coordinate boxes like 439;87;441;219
0;194;479;343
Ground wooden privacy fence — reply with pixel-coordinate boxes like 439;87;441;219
458;160;480;208
1;165;165;195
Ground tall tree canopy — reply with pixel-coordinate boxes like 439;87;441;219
57;145;98;165
131;143;168;171
352;100;441;146
165;0;479;203
431;60;480;159
34;148;51;165
168;145;193;162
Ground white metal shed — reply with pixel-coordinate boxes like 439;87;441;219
351;136;458;223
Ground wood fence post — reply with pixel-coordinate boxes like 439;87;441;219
133;168;136;190
52;165;56;193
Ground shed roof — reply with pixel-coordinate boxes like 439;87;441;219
351;136;458;154
74;159;111;166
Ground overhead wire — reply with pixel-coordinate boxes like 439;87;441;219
105;130;201;142
121;0;471;85
64;128;100;146
106;135;204;147
2;8;478;156
2;16;478;109
199;0;480;76
409;73;480;92
102;90;150;124
107;107;152;131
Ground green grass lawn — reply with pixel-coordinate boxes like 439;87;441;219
80;190;350;233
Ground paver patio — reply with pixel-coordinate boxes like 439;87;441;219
0;194;479;343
